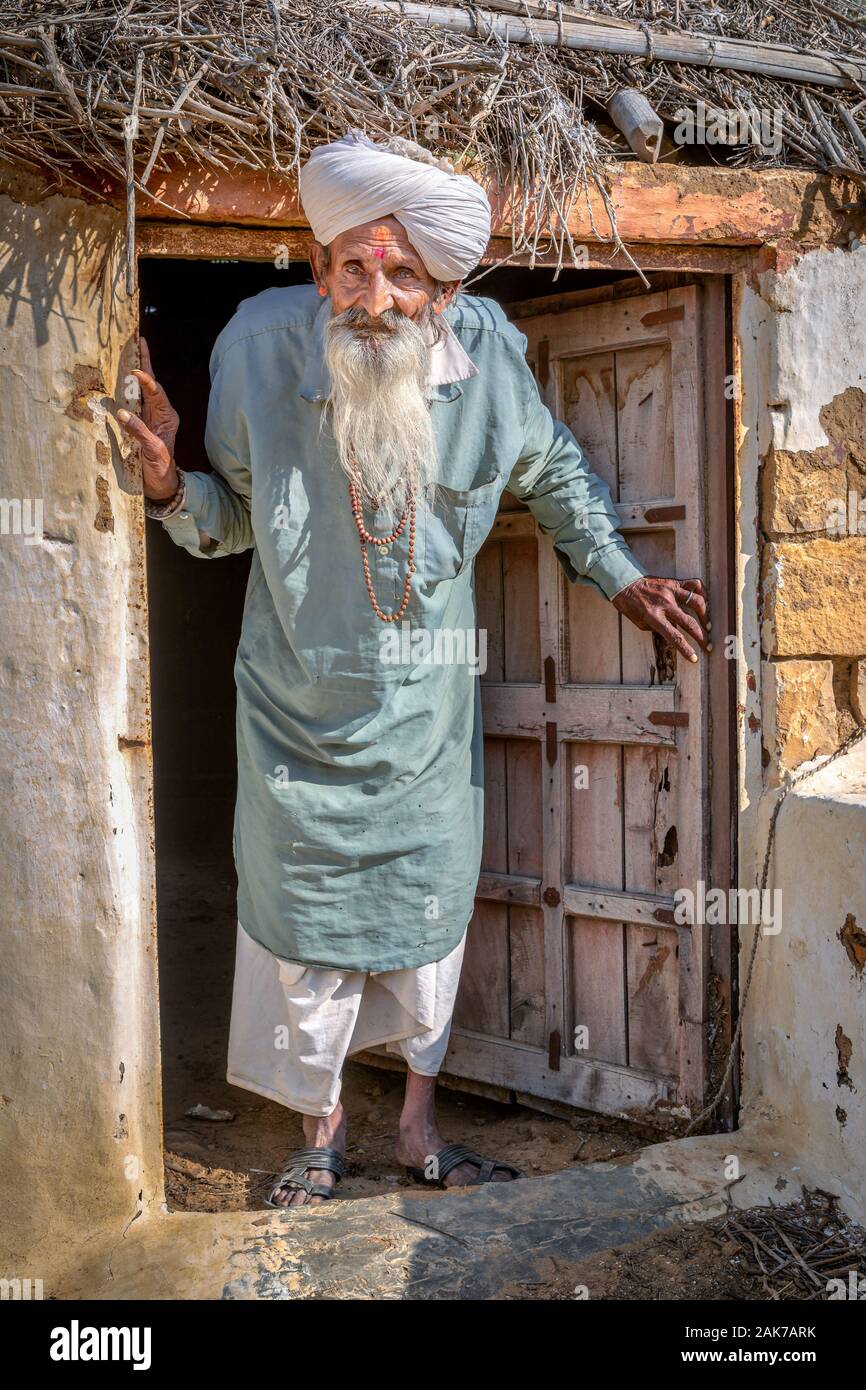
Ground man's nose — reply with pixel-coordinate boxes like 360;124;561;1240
357;267;395;319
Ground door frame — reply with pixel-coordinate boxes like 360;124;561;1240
136;230;738;1130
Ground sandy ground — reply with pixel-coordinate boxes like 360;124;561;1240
496;1194;866;1301
495;1219;790;1301
158;852;652;1212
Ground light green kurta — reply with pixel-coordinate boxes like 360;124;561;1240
161;285;646;971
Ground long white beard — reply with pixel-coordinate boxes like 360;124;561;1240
324;305;438;521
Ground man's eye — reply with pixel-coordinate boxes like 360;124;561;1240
344;264;361;275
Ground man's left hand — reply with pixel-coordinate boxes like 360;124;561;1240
611;577;711;664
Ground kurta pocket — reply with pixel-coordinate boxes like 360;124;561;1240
277;959;308;988
423;479;500;582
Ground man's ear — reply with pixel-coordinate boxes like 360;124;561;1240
310;242;328;293
432;281;461;314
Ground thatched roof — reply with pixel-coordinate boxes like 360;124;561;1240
2;1;866;270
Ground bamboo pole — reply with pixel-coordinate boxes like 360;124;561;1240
365;2;866;90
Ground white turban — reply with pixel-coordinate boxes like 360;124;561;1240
299;131;492;281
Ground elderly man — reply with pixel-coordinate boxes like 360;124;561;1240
119;131;709;1207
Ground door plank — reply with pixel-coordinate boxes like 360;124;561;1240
569;916;628;1066
621;529;677;686
506;739;543;878
559;350;618;494
475;539;504;683
518;290;671;357
565;581;621;684
503;536;541;682
567;741;623;892
616;341;675;502
623;743;679;899
566;738;627;1066
452;901;510;1037
558;348;621;683
506;738;545;1045
626;924;681;1076
455;737;510;1036
510;907;546;1046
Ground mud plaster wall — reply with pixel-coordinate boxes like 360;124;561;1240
736;245;866;1219
0;186;163;1284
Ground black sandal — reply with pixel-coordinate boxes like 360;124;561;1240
405;1142;524;1188
264;1146;346;1208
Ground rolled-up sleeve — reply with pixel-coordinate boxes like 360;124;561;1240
161;341;254;559
507;357;646;601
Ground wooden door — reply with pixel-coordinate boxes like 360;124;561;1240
447;285;715;1124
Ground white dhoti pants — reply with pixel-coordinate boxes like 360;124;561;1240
226;922;467;1116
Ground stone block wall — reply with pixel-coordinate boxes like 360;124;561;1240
758;363;866;781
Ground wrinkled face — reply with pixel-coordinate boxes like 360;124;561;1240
310;216;458;324
312;219;459;516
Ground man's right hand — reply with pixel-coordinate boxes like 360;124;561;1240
117;337;181;500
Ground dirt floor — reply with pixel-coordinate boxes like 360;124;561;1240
495;1221;771;1301
495;1193;866;1301
158;851;653;1213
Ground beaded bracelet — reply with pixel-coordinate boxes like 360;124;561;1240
144;467;187;520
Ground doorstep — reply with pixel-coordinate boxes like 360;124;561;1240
57;1124;810;1299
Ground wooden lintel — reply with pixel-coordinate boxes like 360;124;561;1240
136;221;313;262
133;160;852;251
136;220;764;279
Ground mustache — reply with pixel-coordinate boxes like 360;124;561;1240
331;306;407;336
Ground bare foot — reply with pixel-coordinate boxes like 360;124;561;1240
269;1103;347;1208
395;1122;515;1187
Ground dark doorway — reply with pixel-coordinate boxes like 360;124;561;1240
141;255;656;1213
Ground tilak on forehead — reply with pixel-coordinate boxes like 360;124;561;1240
299;130;492;282
371;224;391;257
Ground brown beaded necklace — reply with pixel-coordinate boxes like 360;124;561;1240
348;470;417;623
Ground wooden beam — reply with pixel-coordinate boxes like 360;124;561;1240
485;238;760;273
445;1033;677;1116
365;2;866;90
476;870;542;906
136;222;313;261
481;683;679;746
487;500;685;541
490;165;850;249
136;220;763;276
135;162;850;251
563;885;681;929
